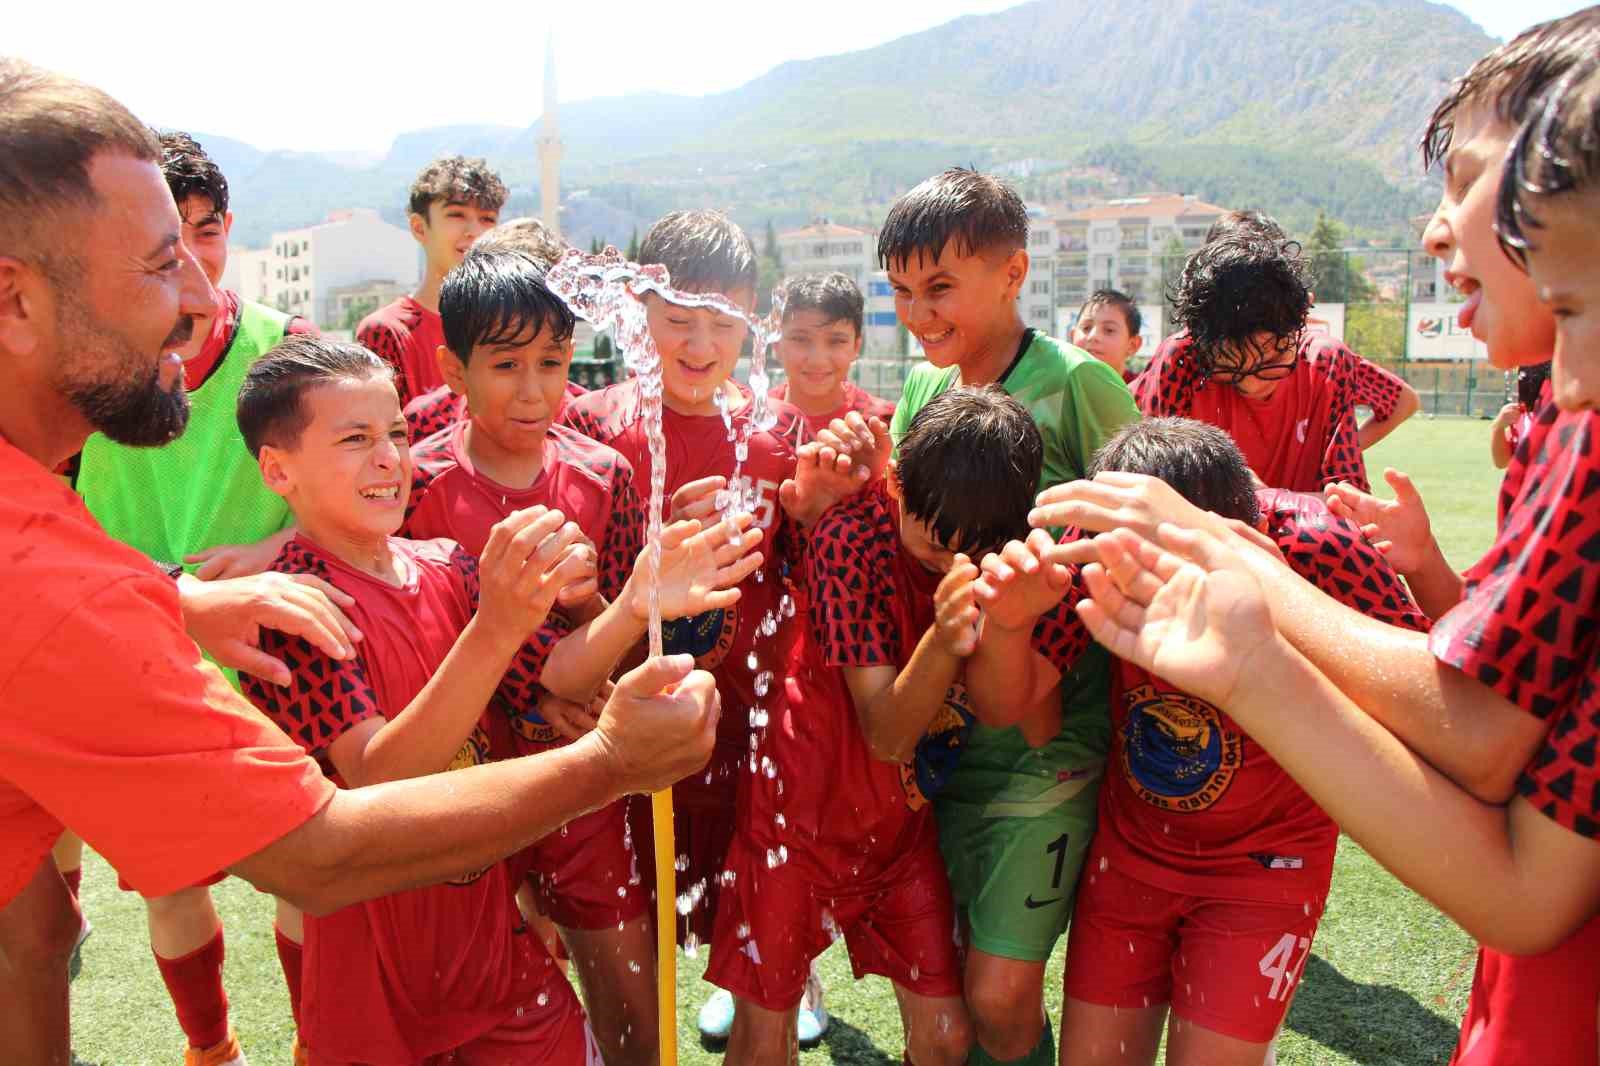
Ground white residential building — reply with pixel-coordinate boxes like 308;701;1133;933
1052;194;1229;312
1022;207;1057;334
777;220;873;289
221;208;419;329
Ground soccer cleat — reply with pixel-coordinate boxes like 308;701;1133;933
797;966;830;1047
183;1030;247;1066
696;987;735;1042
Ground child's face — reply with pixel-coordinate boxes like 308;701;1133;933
888;247;1027;370
1522;192;1600;411
646;288;754;413
1072;303;1142;371
887;466;965;573
412;199;501;273
443;326;574;456
777;309;862;407
264;376;411;542
177;194;231;289
1421;104;1554;368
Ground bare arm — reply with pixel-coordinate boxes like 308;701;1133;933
231;654;719;916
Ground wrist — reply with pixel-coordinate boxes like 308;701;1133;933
567;725;632;798
462;614;523;663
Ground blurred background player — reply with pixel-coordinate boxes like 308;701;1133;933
1489;361;1551;469
70;129;317;1066
769;271;894;438
1070;289;1144;384
357;155;505;407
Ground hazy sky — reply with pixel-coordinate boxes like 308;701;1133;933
10;0;1587;153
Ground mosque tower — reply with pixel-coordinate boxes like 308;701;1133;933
537;34;563;236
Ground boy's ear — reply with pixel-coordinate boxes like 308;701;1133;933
221;211;234;240
408;211;428;243
437;344;468;397
852;329;865;358
1128;333;1144;356
884;459;901;501
257;444;295;499
1002;248;1029;300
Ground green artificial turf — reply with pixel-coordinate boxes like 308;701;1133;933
67;415;1501;1065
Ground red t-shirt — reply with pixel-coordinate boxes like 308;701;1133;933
357;297;446;408
1134;333;1408;493
402;381;589;443
560;380;807;808
1429;403;1600;1065
767;381;895;441
185;289;315;391
1038;489;1428;901
0;437;334;907
239;535;568;1062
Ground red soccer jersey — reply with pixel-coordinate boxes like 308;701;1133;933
1039;489;1428;901
1429;403;1600;1066
767;381;895;441
240;535;569;1063
561;379;807;806
1134;333;1407;493
357;296;446;408
403;381;589;443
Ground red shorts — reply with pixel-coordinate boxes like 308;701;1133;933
705;828;962;1012
305;978;599;1066
508;797;648;931
1064;856;1325;1044
1452;913;1600;1066
118;869;227;895
626;790;736;947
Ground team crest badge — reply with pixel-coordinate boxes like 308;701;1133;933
1120;684;1240;812
662;604;739;670
904;680;976;810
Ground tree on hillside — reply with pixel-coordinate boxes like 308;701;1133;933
1305;212;1374;304
626;227;640;262
1159;234;1188;303
756;218;786;314
764;219;783;270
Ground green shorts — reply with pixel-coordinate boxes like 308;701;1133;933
935;647;1112;962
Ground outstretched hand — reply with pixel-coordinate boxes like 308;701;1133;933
477;506;593;647
1074;524;1277;709
626;512;764;622
813;411;892;485
779;438;871;527
933;554;982;657
1030;471;1214;539
1324;468;1434;575
974;529;1075;632
178;571;362;687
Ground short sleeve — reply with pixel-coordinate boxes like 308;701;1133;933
404;387;464;442
1431;410;1600;719
0;576;334;898
241;629;386;759
1349;357;1407;421
1270;494;1428;632
1029;574;1090;674
598;459;644;604
357;318;413;407
1317;413;1371;493
807;504;900;668
1132;335;1202;419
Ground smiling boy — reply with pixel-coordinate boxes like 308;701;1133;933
1070;289;1143;383
768;271;894;436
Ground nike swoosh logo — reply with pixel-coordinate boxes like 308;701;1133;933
1024;895;1061;909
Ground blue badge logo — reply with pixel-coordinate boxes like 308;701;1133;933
1120;684;1240;812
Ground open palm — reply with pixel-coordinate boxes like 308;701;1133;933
640;514;765;621
1076;525;1276;709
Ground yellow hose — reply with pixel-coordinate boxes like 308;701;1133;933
652;787;677;1065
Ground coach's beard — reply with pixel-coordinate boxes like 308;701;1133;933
70;316;195;448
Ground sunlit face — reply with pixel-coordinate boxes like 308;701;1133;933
1421;104;1553;368
646;288;753;415
1521;191;1600;412
887;246;1027;369
777;308;861;408
1211;331;1298;400
263;375;411;543
177;194;231;287
887;465;965;573
1071;303;1142;373
441;322;574;456
48;154;214;446
412;199;501;273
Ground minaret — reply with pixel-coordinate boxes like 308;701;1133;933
537;35;563;237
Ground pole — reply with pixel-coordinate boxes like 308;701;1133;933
653;789;677;1064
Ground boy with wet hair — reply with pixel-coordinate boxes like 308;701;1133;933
1040;13;1600;1064
402;215;588;441
965;417;1427;1066
1070;289;1143;383
407;245;768;1065
822;165;1138;1066
711;386;1052;1065
1203;208;1288;244
769;271;894;437
358;155;507;407
235;334;602;1066
71;128;318;1066
1133;233;1414;491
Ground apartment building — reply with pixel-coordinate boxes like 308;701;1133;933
1052;194;1229;310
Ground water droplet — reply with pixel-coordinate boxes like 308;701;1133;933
754;671;773;697
1099;856;1109;873
629;960;642;974
675;854;689;872
765;848;779;869
676;893;694;916
774;813;786;829
537;992;549;1007
737;922;751;939
746;651;759;672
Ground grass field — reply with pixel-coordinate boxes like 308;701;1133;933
67;415;1504;1066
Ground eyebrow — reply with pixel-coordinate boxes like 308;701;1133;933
183;211;224;227
142;230;181;262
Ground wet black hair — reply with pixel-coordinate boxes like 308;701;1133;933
1517;360;1554;409
639;209;758;295
1170;234;1312;376
1078;289;1142;337
1422;7;1600;173
877;167;1028;270
408;154;508;217
896;385;1042;557
238;335;393;457
1203;209;1287;245
1090;418;1261;526
439;246;576;364
780;271;864;335
1497;56;1600;267
159;131;228;216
